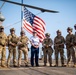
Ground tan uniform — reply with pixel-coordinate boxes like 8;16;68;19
54;36;65;66
7;34;18;66
73;34;76;65
18;36;29;66
66;34;75;65
42;38;53;66
0;32;7;67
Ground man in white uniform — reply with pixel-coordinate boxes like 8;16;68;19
30;31;40;67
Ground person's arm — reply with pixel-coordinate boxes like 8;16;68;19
30;37;35;47
49;38;53;46
30;40;34;47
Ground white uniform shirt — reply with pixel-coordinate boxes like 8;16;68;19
30;36;40;45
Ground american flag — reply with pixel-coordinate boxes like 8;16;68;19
23;7;46;42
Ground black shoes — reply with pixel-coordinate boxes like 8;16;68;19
31;64;39;67
31;65;34;67
36;64;39;67
54;64;58;67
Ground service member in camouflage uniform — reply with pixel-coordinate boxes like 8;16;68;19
0;26;7;67
73;32;76;67
66;27;76;67
54;30;65;67
42;33;53;66
69;36;76;67
7;28;18;67
18;31;29;67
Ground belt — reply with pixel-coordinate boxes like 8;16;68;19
34;45;39;46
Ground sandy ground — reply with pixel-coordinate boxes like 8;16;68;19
0;59;76;75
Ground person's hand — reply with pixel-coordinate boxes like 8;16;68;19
12;43;16;46
32;43;34;47
34;45;39;48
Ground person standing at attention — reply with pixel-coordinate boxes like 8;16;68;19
30;31;40;67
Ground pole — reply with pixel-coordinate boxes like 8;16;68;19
21;0;23;31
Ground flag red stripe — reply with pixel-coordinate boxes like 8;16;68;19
33;24;44;33
34;18;45;31
34;18;45;27
35;16;45;25
33;26;45;37
23;24;32;34
23;20;33;29
23;20;33;34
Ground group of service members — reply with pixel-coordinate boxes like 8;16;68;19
42;27;76;67
0;25;76;68
0;25;40;68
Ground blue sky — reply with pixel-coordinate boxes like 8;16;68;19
0;0;76;58
0;0;76;39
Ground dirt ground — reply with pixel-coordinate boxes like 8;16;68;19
0;59;76;75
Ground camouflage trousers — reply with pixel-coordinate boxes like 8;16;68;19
18;47;28;66
0;45;6;66
67;47;76;64
7;46;17;66
43;48;53;65
55;48;64;65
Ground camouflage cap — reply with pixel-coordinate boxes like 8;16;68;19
45;33;50;37
67;27;72;31
10;28;15;31
20;30;25;34
56;30;61;33
0;25;4;29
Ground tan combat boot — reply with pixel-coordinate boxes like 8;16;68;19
50;64;52;67
66;63;69;67
75;64;76;67
54;64;58;67
1;65;7;68
25;64;29;67
18;64;21;68
73;64;76;67
13;65;18;67
7;64;10;68
62;64;66;67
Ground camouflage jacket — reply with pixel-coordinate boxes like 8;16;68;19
73;34;76;46
18;36;29;48
66;34;74;48
0;32;7;46
8;34;18;47
42;38;53;48
54;36;65;49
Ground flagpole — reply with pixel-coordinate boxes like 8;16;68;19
21;0;23;31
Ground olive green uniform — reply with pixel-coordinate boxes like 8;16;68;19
73;34;76;65
66;34;76;65
54;35;65;66
42;34;53;66
7;34;18;67
0;26;7;67
18;35;29;67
